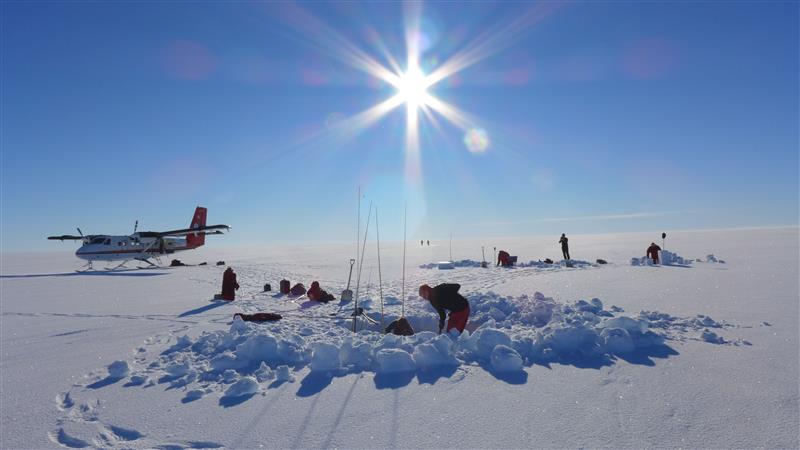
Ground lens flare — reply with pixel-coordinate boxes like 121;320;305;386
463;128;490;153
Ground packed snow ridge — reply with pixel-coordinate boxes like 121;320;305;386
115;291;737;401
419;259;596;270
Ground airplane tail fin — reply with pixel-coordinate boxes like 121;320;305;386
186;206;208;248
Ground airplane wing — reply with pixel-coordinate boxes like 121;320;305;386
47;235;87;241
140;224;230;238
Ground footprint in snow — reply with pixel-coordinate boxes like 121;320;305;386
50;428;90;448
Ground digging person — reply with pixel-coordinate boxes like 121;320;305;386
418;283;470;334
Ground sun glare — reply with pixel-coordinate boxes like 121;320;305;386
396;66;430;108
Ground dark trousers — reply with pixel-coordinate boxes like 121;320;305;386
562;248;570;260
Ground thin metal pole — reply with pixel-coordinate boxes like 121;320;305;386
449;233;453;262
376;207;384;330
353;202;372;333
356;187;361;263
401;203;407;318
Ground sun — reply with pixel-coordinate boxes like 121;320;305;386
395;65;430;109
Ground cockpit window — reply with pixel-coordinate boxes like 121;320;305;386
90;237;105;244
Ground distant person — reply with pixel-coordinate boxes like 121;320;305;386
221;267;240;301
421;240;424;246
418;283;470;334
307;281;334;303
497;250;512;267
559;233;570;260
647;242;662;264
427;240;430;246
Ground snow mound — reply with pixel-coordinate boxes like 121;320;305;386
419;259;485;269
132;290;734;397
631;250;692;266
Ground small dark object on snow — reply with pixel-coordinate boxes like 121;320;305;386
385;317;414;336
263;283;271;292
199;262;207;266
234;312;282;322
213;293;223;300
279;279;291;294
480;261;488;268
596;259;608;264
170;259;186;267
544;258;554;264
216;261;225;266
290;283;306;296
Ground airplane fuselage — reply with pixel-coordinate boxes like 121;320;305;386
75;234;190;262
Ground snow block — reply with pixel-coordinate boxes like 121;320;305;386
600;327;635;354
490;345;523;372
223;377;259;398
413;335;458;370
107;360;130;379
375;348;416;373
236;335;279;365
475;328;512;359
310;343;341;372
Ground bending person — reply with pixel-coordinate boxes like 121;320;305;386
419;283;470;334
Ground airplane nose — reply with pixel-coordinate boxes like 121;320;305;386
75;248;89;260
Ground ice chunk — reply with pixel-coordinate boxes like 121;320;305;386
700;330;726;344
210;351;246;371
254;362;275;382
310;343;340;372
235;335;278;364
600;327;635;354
275;365;294;382
230;316;249;333
222;369;238;383
413;335;457;370
184;389;205;402
474;328;512;358
599;316;648;334
223;377;259;398
490;345;523;372
107;360;130;379
165;361;190;377
375;348;416;373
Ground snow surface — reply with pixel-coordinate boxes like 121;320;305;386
1;228;798;448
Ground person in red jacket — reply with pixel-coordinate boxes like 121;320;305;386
221;267;239;301
497;250;512;267
419;283;470;334
647;242;662;264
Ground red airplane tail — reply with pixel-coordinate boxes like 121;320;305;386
186;207;207;248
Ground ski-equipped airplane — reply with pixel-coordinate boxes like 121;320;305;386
48;206;229;271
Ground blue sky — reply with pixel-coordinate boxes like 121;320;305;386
2;1;798;251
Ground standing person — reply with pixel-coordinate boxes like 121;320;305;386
418;283;470;334
559;233;570;260
647;242;662;264
427;240;430;246
421;240;424;246
221;267;240;301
